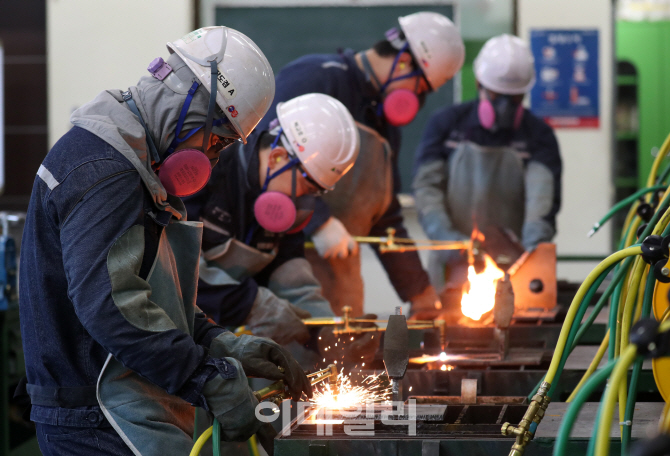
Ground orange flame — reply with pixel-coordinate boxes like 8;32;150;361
460;254;504;321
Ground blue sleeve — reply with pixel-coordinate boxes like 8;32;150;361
58;171;207;396
192;310;228;347
196;277;258;327
368;195;432;302
254;231;306;286
412;106;454;173
528;121;562;229
303;197;332;236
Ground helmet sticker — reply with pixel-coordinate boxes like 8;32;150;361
227;106;239;118
289;120;308;149
216;70;237;100
182;29;204;44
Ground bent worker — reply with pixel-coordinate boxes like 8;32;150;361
413;34;562;291
186;93;374;364
255;11;465;320
18;26;311;456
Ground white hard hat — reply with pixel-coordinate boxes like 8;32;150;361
167;26;275;143
474;34;536;95
276;93;360;191
398;12;465;90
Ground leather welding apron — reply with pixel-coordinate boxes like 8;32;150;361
97;220;204;456
428;141;525;289
201;237;276;284
305;123;393;317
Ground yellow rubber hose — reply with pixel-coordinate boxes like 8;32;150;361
545;246;642;386
647;132;670;188
566;329;610;403
594;345;638;456
190;426;213;456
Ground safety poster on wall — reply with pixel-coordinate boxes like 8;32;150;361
529;29;599;128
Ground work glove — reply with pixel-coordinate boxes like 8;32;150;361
317;314;380;365
210;332;313;401
244;286;311;345
201;357;262;441
312;217;359;259
408;285;443;321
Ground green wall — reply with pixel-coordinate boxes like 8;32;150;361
461;40;487;102
617;21;670;188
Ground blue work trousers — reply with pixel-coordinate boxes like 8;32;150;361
36;423;134;456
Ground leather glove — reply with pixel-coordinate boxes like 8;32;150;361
201;357;262;441
408;285;443;321
312;217;359;259
317;314;380;365
244;286;311;345
210;332;313;401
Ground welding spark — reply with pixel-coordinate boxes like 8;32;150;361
311;370;391;409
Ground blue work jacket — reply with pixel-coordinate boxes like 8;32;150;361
19;127;225;427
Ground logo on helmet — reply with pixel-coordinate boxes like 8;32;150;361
227;105;239;118
293;141;305;152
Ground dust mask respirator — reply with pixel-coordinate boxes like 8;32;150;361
126;58;238;197
360;28;428;127
477;89;524;132
253;130;316;235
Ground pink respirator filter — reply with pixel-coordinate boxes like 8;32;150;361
478;99;525;130
478;98;496;130
158;149;212;197
383;89;420;126
254;191;297;233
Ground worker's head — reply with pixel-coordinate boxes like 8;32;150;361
256;93;360;234
151;26;274;197
368;12;465;126
474;34;535;132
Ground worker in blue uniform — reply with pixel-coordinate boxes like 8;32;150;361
17;27;311;456
255;11;466;320
413;34;562;292
186;93;364;364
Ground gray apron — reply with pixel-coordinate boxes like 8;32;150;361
305;123;393;316
97;220;204;456
446;140;525;238
200;237;276;285
428;141;526;289
199;238;321;367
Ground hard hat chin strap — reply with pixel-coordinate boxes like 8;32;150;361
201;60;219;152
379;43;423;95
163;63;232;166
